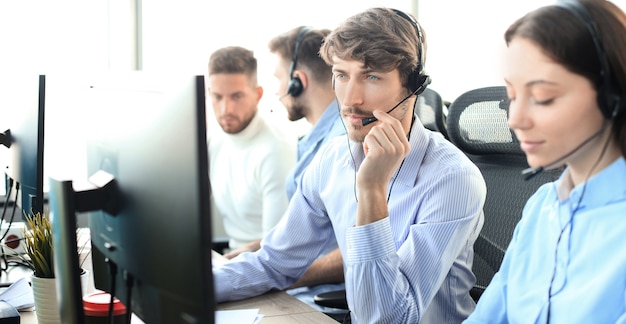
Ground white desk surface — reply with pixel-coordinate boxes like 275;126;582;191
18;250;336;323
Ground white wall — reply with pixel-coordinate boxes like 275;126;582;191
0;2;110;74
4;0;626;127
419;0;626;102
9;1;626;137
2;0;626;194
140;0;412;139
139;0;626;130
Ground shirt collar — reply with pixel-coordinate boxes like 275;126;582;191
300;100;340;146
556;156;626;209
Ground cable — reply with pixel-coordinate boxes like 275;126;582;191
0;182;19;272
0;179;14;270
0;249;6;272
0;178;13;230
336;99;414;204
0;181;19;244
335;98;360;203
0;189;19;244
545;130;612;323
0;179;15;244
124;271;134;324
386;115;415;203
106;258;118;324
341;309;351;324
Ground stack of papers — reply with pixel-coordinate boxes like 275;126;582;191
0;277;34;310
216;309;263;324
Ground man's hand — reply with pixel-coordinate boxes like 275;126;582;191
223;239;262;259
356;109;410;225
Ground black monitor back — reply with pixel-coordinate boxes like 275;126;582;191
0;74;45;217
63;72;214;323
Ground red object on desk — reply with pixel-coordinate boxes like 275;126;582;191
83;291;126;323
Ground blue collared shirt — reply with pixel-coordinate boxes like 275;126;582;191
214;118;486;323
285;100;345;200
465;157;626;324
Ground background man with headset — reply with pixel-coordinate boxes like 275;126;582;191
213;8;486;323
207;46;296;259
268;26;347;315
269;26;345;202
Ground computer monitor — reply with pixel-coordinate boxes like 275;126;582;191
49;72;215;324
0;74;46;219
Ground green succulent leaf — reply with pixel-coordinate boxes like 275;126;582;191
23;211;55;278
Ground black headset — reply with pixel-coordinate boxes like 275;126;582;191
287;26;312;97
554;0;621;119
391;8;431;96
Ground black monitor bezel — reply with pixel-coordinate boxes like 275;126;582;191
49;73;215;324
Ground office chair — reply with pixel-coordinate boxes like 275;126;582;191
415;88;449;139
445;86;562;301
211;239;230;255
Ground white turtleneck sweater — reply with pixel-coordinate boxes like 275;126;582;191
209;113;296;249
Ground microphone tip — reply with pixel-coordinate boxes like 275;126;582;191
361;117;377;126
522;166;544;181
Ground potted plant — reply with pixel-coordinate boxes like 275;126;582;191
23;211;54;278
20;210;60;324
21;210;91;276
20;210;90;324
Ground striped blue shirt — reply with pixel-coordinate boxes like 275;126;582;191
285;99;345;201
214;117;486;323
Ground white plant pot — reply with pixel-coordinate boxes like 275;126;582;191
31;269;92;324
31;275;60;324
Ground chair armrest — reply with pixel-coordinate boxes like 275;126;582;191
470;286;485;302
313;289;348;309
212;236;229;255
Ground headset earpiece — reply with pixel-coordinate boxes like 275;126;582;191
287;27;311;97
391;9;430;94
608;95;621;119
413;74;432;96
555;0;622;119
287;73;303;97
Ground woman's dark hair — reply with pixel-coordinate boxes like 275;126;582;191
505;0;626;156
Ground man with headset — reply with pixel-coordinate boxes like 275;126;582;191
267;26;347;315
269;26;345;203
213;8;486;323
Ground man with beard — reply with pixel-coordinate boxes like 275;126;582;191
268;26;346;316
213;9;486;323
207;46;296;260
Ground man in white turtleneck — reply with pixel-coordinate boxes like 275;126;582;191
207;46;296;259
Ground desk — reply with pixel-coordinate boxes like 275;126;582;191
18;250;336;323
213;251;336;323
21;293;337;324
217;290;336;323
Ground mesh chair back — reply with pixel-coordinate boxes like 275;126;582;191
446;86;561;301
416;88;449;139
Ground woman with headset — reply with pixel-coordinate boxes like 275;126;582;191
465;0;626;323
